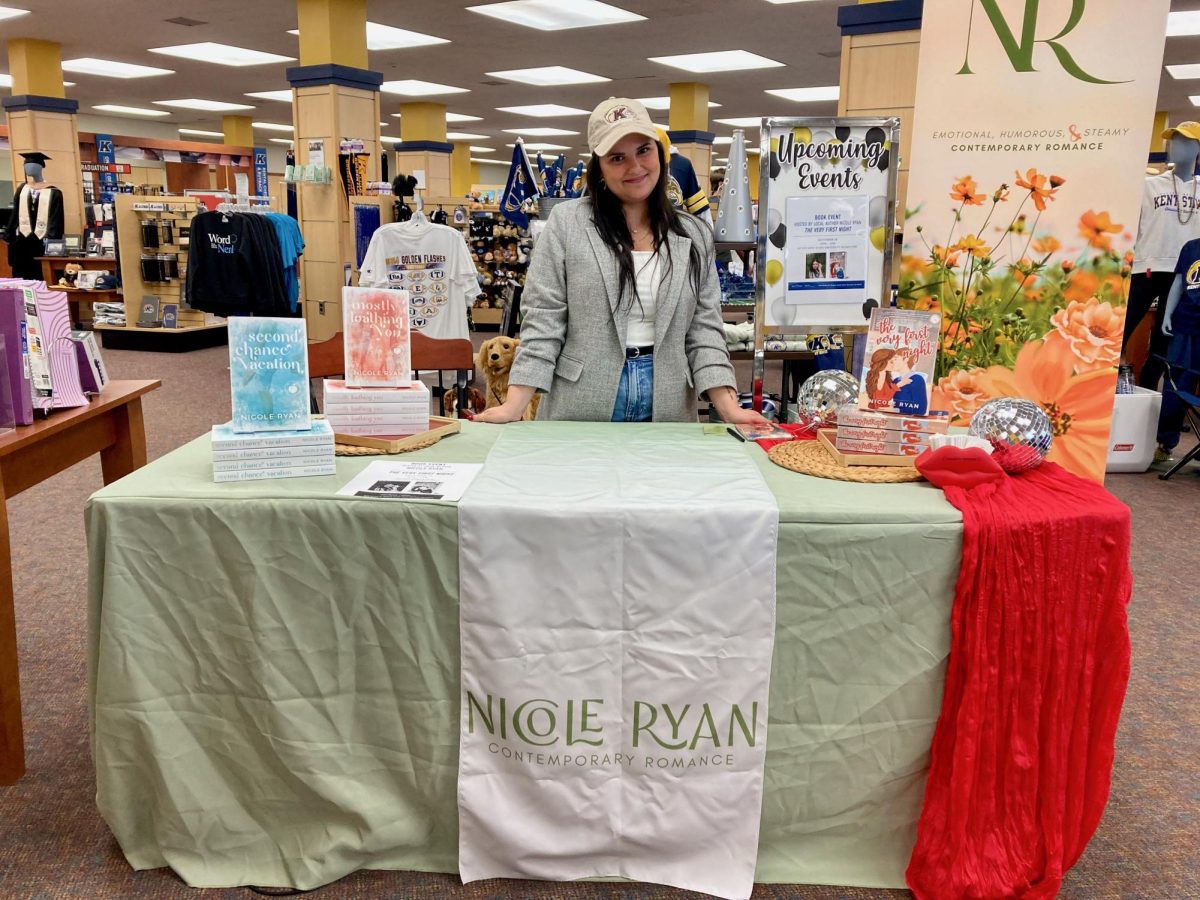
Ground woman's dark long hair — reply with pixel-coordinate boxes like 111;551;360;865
585;141;707;311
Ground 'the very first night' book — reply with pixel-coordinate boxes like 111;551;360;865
228;316;311;433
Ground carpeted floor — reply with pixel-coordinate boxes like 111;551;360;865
0;343;1197;900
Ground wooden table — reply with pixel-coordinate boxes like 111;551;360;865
0;379;160;784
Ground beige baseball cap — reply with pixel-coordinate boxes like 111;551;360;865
588;98;658;156
1163;121;1200;141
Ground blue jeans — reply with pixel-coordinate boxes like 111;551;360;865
611;355;654;422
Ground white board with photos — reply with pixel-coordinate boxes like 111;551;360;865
755;117;901;332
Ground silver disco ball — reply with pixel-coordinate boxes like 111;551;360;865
968;397;1053;473
795;370;859;430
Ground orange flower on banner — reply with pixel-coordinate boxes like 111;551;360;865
933;368;994;421
953;234;991;258
942;320;983;352
1062;270;1099;303
950;176;986;205
902;254;934;277
1078;209;1122;251
1032;235;1062;255
980;338;1117;479
933;244;961;267
1025;288;1045;303
1010;257;1037;289
1047;298;1126;372
1014;168;1062;211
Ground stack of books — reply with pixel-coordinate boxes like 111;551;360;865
322;379;431;436
211;419;336;482
835;405;950;456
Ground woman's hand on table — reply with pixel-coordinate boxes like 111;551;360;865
709;386;771;426
722;406;772;426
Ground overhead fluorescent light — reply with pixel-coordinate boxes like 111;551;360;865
62;57;174;78
467;0;644;30
93;104;171;117
1189;95;1200;106
154;98;256;111
711;136;733;146
714;116;764;128
1167;64;1200;80
269;138;295;144
636;96;720;110
1168;11;1200;36
472;157;507;164
287;22;448;50
648;50;783;73
470;146;496;152
447;131;488;140
765;85;840;102
245;89;292;102
381;135;405;144
506;141;570;150
447;112;482;122
488;65;609;86
149;42;294;67
0;7;30;22
0;74;74;88
381;79;469;96
497;103;589;117
252;121;293;132
178;128;225;137
501;126;579;136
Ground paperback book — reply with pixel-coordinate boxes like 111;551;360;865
212;418;333;450
214;462;337;483
342;286;411;387
857;309;940;416
323;379;430;406
228;316;310;433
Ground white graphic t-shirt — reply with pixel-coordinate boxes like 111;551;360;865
1132;170;1200;273
359;221;479;340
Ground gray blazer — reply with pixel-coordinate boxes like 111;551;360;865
509;199;736;422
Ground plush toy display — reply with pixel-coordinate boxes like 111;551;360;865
58;262;82;288
477;335;540;420
443;384;487;417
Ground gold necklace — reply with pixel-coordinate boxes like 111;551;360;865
1175;172;1197;225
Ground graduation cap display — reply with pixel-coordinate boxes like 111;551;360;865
20;151;51;166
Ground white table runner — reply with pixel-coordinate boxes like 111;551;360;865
457;424;779;899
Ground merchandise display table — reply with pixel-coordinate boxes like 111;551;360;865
1;379;161;784
86;422;964;891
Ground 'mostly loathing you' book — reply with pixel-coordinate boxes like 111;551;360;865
227;316;311;433
342;286;411;388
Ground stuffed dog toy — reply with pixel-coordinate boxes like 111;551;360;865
444;385;487;417
477;335;540;420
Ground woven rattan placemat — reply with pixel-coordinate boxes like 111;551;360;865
334;431;445;456
767;439;924;483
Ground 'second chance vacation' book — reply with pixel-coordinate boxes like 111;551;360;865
228;316;310;433
212;418;333;450
342;286;411;388
858;308;940;416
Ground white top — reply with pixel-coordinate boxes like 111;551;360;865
626;250;660;347
1132;170;1200;273
358;220;479;340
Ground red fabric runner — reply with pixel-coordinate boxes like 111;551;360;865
906;458;1132;899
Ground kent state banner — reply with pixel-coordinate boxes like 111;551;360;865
900;0;1170;479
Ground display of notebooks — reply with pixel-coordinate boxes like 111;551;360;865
227;316;311;433
857;308;941;416
342;286;411;387
0;288;34;425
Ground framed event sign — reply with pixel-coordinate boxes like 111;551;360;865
755;117;900;334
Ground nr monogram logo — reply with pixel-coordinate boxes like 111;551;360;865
958;0;1129;85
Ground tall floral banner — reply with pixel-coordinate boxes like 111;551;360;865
900;0;1170;479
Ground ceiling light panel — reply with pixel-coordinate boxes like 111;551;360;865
0;6;29;21
93;104;171;117
506;142;570;150
149;42;294;67
636;96;720;110
468;0;644;30
487;66;609;86
62;57;174;78
0;74;74;88
380;79;469;96
472;157;507;164
1168;11;1200;36
1166;64;1200;80
498;104;589;117
269;138;295;144
286;23;448;50
178;128;224;137
649;50;784;73
1189;95;1200;106
470;146;495;152
252;122;294;132
711;136;733;145
447;131;488;140
501;127;579;136
154;98;256;111
245;90;292;102
714;116;765;128
765;85;840;102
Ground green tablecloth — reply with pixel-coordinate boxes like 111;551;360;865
86;422;962;891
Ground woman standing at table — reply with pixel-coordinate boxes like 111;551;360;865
473;98;766;425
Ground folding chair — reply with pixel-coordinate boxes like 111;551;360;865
306;331;475;418
1157;354;1200;480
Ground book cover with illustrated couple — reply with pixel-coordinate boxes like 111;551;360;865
858;309;940;416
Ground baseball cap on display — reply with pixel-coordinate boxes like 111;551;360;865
587;98;658;156
1162;121;1200;142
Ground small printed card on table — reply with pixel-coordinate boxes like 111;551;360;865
337;461;482;502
